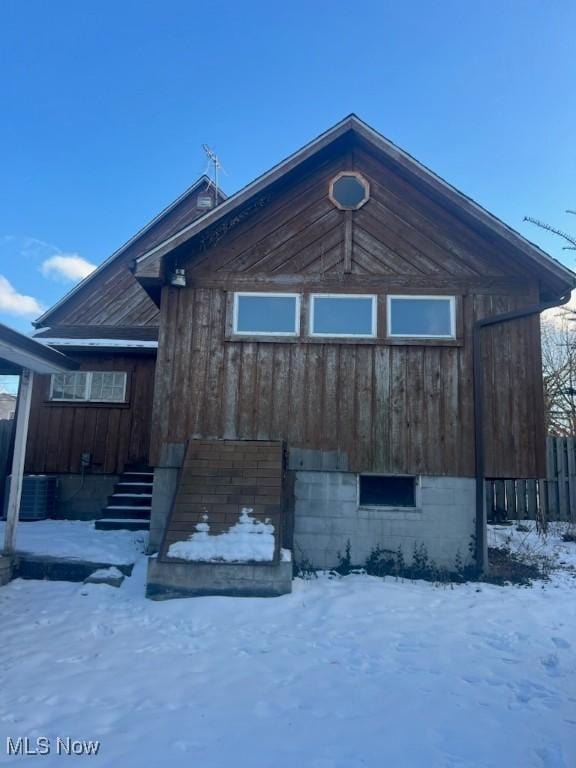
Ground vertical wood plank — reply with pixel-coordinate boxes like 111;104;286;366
505;479;517;519
526;480;538;520
567;437;576;522
557;437;569;521
355;345;373;468
516;479;527;519
222;344;241;439
485;480;494;520
494;480;506;517
372;345;390;471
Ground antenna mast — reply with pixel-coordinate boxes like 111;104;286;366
202;144;223;205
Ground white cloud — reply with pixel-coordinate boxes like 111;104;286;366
0;275;44;317
40;253;97;282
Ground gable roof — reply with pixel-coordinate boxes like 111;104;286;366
35;175;227;327
133;115;576;299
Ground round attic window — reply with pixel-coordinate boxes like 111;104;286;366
329;172;370;210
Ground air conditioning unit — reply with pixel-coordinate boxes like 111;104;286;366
2;475;57;520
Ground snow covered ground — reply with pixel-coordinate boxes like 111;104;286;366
1;523;575;767
0;520;146;564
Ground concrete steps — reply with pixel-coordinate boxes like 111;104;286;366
95;468;153;532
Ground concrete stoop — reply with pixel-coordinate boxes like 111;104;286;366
146;557;293;600
12;553;134;583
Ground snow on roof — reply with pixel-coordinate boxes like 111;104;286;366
35;338;158;349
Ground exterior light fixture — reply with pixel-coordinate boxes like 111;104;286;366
169;268;187;287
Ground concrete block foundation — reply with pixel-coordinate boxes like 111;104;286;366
55;474;118;520
0;554;13;586
148;443;186;554
293;471;476;571
146;556;293;600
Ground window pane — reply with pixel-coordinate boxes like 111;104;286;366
389;297;453;337
235;295;298;334
51;372;87;400
312;296;374;336
90;372;126;402
331;176;367;208
359;475;416;507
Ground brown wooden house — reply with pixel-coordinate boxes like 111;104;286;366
27;116;575;597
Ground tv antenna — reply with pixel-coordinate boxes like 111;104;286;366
202;144;226;205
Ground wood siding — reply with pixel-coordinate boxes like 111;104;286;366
25;354;156;474
151;286;544;479
149;142;547;480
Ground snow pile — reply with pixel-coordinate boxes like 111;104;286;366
167;508;275;562
84;567;125;587
87;567;124;579
0;520;146;564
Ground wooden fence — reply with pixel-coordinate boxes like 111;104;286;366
0;418;15;511
486;436;576;522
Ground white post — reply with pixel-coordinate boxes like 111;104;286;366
3;368;34;554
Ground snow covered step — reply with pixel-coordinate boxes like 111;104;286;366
95;519;150;531
105;505;152;511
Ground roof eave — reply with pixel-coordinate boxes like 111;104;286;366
34;174;227;328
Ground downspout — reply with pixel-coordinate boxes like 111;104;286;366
472;292;571;574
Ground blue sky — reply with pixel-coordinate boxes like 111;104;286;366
1;0;575;345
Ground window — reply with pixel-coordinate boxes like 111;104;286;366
50;372;127;403
387;295;455;338
329;172;370;210
233;293;300;336
50;372;88;401
359;475;417;508
310;294;377;337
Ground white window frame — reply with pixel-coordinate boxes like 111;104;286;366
309;294;377;338
232;292;301;337
387;295;456;339
49;371;128;403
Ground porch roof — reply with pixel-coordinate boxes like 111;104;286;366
0;322;78;375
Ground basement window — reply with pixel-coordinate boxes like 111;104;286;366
359;475;417;508
50;371;127;403
387;295;456;339
233;292;300;336
310;294;377;337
